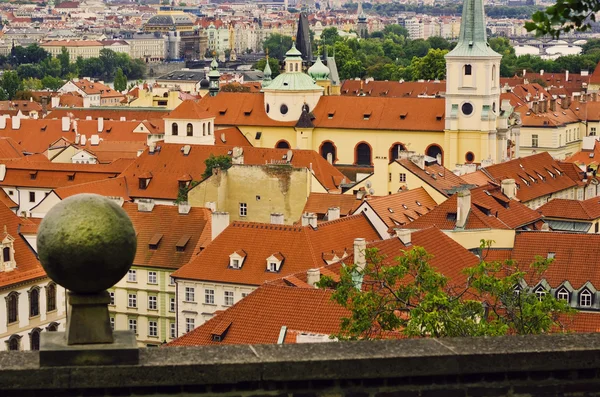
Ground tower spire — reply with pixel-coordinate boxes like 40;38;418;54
446;0;499;57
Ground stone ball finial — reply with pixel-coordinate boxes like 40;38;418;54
37;194;137;294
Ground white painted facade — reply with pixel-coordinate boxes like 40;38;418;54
163;118;216;145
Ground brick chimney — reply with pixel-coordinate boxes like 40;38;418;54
327;207;340;221
353;238;367;272
306;268;320;288
211;212;229;241
501;179;517;200
456;190;471;229
270;213;284;224
396;229;411;246
301;213;317;228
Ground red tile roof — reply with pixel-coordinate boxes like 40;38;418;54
341;80;446;98
166;100;214;120
54;176;131;200
122;203;211;269
512;231;600;289
407;186;542;231
537;197;600;221
302;192;364;218
47;108;169;121
397;158;471;197
482;152;578;202
172;213;381;286
360;187;437;229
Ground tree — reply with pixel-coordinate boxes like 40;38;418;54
220;83;251;92
114;68;127;92
21;77;42;91
318;240;573;340
263;34;293;60
202;154;232;179
41;76;64;91
340;59;365;80
320;27;341;47
410;48;448;80
58;47;71;78
1;71;21;100
527;1;600;37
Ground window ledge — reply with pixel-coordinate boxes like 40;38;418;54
183;301;197;304
148;308;159;312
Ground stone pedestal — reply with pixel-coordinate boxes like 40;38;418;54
40;331;139;367
66;291;113;345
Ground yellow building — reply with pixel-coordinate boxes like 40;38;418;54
41;40;103;62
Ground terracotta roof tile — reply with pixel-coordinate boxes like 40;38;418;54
341;80;446;98
302;193;363;218
397;158;471;197
537;197;600;221
361;187;437;229
166;100;214;120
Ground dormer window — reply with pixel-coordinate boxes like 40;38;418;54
534;285;547;301
556;287;569;301
580;289;593;307
0;227;16;272
266;252;284;272
229;250;247;269
547;252;555;259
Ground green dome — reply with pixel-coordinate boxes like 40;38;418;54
308;57;330;80
262;72;323;92
285;42;303;58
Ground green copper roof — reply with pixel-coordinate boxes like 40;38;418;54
208;58;220;78
262;72;323;92
446;0;500;58
308;57;330;80
263;58;272;87
285;42;303;59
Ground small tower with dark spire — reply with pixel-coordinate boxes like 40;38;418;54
296;12;313;64
357;0;368;38
208;57;220;97
263;50;272;88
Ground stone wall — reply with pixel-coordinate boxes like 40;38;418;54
3;334;600;396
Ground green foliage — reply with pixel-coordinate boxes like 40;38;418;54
527;0;599;37
21;77;42;91
220;83;251;93
202;154;232;180
41;76;64;91
321;240;574;340
1;71;21;100
114;68;127;92
320;27;341;47
175;180;200;204
263;34;294;61
409;48;448;80
254;57;281;78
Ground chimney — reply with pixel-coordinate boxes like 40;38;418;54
541;223;550;231
306;268;320;288
456;190;471;229
137;199;155;212
51;96;60;108
396;229;411;245
0;164;6;182
11;116;20;130
211;211;229;241
61;116;70;132
327;207;340;221
409;154;425;170
205;201;216;212
356;189;366;200
0;116;6;130
97;117;104;132
522;69;526;77
270;213;284;224
148;142;156;153
501;179;517;200
540;69;544;76
550;98;556;112
561;96;570;109
353;238;367;272
301;212;317;228
565;70;569;81
178;202;191;214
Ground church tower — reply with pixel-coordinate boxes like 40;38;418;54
444;0;501;166
208;58;220;97
357;1;368;38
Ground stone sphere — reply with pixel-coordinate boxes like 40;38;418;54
37;194;137;293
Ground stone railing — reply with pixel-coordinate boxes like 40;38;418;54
2;333;600;396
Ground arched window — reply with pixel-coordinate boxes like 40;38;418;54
172;123;178;136
580;289;593;307
202;123;206;136
186;123;193;137
320;141;336;164
355;142;372;166
46;283;56;312
556;287;569;302
426;144;444;164
464;64;472;75
6;292;18;324
3;246;9;262
47;322;59;332
465;152;475;164
389;143;406;161
29;287;39;317
30;328;41;351
276;140;290;149
7;335;20;351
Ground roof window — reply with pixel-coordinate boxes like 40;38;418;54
149;233;163;250
176;235;191;252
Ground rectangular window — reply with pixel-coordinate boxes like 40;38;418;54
110;317;115;330
185;287;195;302
170;322;176;339
532;135;539;148
148;321;158;337
170;297;176;312
109;292;115;305
148;296;157;310
29;191;35;202
269;262;277;272
148;271;157;284
129;319;137;334
241;292;248;298
169;276;175;285
205;289;215;304
239;202;247;217
185;318;195;333
224;291;234;306
128;293;137;308
399;173;406;183
388;173;391;182
128;269;137;282
591;127;597;136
